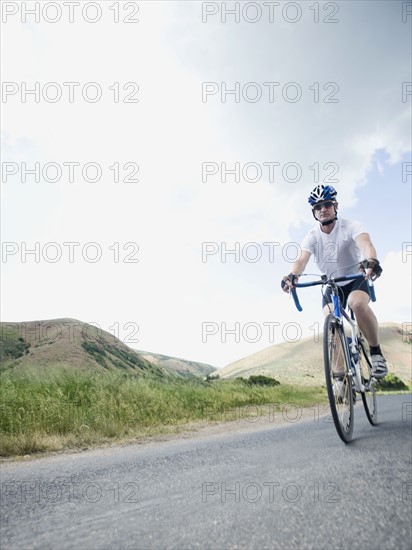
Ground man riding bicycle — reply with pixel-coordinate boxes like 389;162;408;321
281;184;388;379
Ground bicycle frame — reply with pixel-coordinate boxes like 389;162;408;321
292;272;376;395
337;299;365;393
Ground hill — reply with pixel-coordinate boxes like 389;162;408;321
0;319;167;378
137;350;216;378
218;323;411;386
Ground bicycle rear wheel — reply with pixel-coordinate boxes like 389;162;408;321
358;336;378;425
323;314;354;443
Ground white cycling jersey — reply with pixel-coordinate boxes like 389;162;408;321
300;218;368;284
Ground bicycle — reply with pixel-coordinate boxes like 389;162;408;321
289;270;378;443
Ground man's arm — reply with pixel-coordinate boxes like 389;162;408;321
355;233;382;279
289;250;312;277
355;233;377;259
281;250;311;292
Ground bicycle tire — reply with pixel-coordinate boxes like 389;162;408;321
358;336;378;425
323;314;354;443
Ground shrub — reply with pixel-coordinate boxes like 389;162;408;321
247;375;280;387
82;341;105;356
205;373;220;381
378;373;408;391
0;338;30;361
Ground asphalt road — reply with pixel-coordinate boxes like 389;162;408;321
1;395;411;550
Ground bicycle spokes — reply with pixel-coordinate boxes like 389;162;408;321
358;339;378;425
324;315;354;443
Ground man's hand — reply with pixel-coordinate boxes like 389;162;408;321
359;258;383;280
281;273;299;293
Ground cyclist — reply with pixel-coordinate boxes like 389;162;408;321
281;184;388;379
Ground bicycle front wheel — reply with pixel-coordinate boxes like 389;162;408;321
358;336;378;425
323;314;354;443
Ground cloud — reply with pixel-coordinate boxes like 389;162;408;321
1;1;411;367
373;250;412;323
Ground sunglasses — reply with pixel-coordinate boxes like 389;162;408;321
313;200;335;211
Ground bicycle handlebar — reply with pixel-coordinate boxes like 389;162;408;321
367;278;376;302
291;288;303;312
291;273;376;312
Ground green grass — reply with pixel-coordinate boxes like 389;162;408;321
0;370;325;457
376;373;409;392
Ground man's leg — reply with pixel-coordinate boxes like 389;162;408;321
323;304;333;316
347;290;388;378
347;290;379;346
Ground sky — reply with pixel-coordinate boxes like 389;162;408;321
1;0;411;368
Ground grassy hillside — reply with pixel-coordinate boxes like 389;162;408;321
218;323;412;386
0;319;217;380
0;319;167;378
137;350;216;378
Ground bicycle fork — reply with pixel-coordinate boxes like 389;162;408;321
341;309;365;393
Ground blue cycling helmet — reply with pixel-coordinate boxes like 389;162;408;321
308;185;337;206
308;185;338;225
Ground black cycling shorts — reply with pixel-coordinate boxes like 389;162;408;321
322;277;369;309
